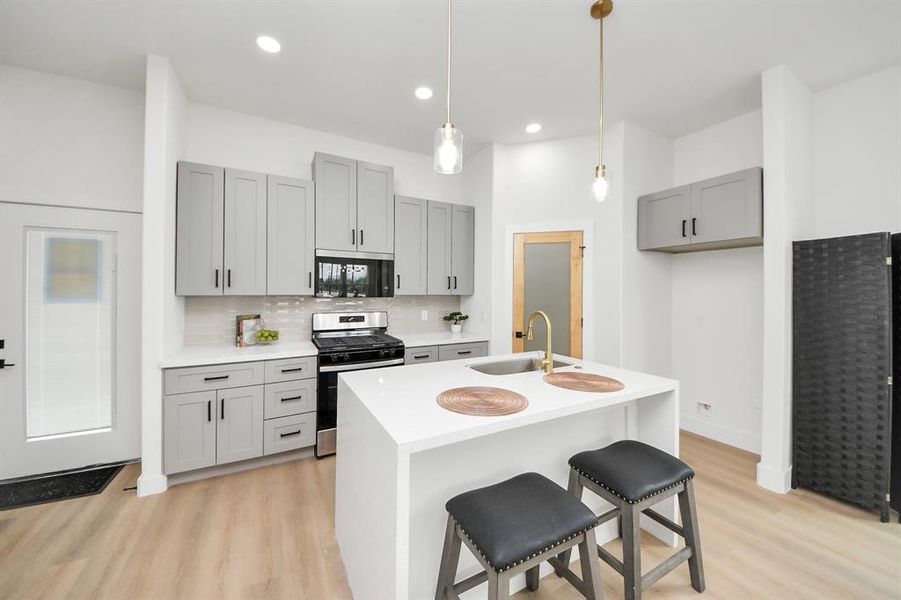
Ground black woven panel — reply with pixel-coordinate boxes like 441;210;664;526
792;232;892;517
891;234;900;518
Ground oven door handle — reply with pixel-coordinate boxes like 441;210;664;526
319;358;405;373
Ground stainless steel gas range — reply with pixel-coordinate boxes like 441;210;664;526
311;311;405;458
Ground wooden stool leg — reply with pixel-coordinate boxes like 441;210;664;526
488;570;512;600
621;503;642;600
525;565;540;591
557;469;584;570
434;515;461;600
679;480;705;593
579;528;605;600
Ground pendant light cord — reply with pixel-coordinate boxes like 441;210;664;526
446;0;453;124
598;11;604;166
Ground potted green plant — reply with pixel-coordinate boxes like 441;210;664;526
443;311;469;334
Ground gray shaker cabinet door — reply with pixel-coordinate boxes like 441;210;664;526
313;153;357;252
394;196;428;295
175;162;224;295
267;176;315;295
689;167;762;245
637;185;692;250
451;204;475;296
164;390;216;474
427;201;453;295
357;161;395;254
216;385;264;465
224;168;267;295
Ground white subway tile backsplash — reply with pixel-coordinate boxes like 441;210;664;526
183;296;462;346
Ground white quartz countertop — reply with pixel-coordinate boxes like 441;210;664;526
392;331;489;347
161;342;318;369
339;352;677;454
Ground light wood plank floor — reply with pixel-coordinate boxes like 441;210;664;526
1;433;899;600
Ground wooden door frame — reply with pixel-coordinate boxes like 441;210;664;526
512;230;584;358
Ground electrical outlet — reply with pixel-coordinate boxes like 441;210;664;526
421;310;428;321
697;402;713;418
695;316;704;329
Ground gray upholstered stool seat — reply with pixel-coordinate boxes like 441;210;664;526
436;472;604;600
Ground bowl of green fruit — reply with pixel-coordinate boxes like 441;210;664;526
255;329;280;344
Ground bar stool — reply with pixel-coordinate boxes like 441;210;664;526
559;440;705;600
435;472;604;600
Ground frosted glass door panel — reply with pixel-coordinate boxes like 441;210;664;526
25;229;116;439
523;243;571;355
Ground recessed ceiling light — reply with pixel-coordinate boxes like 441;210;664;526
414;86;434;100
256;36;281;54
525;123;542;133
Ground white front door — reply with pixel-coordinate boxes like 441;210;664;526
0;203;141;479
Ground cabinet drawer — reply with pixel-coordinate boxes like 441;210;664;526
264;413;316;455
405;346;439;365
264;380;316;419
439;342;489;362
163;362;264;395
264;356;316;383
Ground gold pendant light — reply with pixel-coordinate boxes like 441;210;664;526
434;0;463;174
590;0;612;201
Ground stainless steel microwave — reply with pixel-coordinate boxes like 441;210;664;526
315;255;394;298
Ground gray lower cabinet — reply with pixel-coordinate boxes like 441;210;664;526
224;169;267;295
215;385;264;465
451;204;475;295
405;345;439;365
314;153;357;253
394;196;429;295
638;167;763;252
427;201;453;294
164;390;217;474
263;379;316;419
438;342;489;362
357;161;394;254
176;162;224;296
264;413;316;455
267;176;315;295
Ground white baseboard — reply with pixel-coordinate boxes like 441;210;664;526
756;462;792;494
136;472;168;497
167;447;314;487
680;413;761;454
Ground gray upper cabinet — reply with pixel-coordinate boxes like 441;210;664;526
427;201;453;295
164;390;216;475
313;153;357;253
267;176;315;295
224;169;267;295
394;196;428;295
176;162;224;296
637;185;691;251
451;204;475;296
638;167;763;253
357;162;395;254
216;385;264;465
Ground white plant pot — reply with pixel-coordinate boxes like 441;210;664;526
450;324;463;334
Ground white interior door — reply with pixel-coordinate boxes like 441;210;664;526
0;203;141;480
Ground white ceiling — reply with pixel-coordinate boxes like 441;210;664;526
1;1;899;155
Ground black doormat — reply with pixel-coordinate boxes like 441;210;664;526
0;464;125;511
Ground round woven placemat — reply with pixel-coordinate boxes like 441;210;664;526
543;372;625;393
436;386;528;416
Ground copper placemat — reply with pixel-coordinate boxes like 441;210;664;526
544;372;625;393
437;387;528;416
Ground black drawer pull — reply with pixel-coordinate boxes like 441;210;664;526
280;395;304;402
397;274;400;288
280;367;305;373
204;375;229;382
280;430;302;438
215;269;219;288
447;276;451;289
453;276;457;290
457;350;472;355
692;217;698;236
413;354;430;359
681;219;687;238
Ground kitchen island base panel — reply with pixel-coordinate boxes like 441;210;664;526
336;383;679;600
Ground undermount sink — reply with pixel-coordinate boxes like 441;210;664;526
468;357;573;376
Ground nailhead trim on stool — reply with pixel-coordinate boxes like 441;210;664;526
455;522;600;572
570;467;694;504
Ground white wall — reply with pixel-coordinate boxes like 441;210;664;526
670;110;764;452
185;103;464;206
0;65;144;212
460;145;494;333
813;65;901;236
138;55;187;497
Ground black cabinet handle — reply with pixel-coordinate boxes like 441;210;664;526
207;400;211;422
457;350;472;355
280;367;305;373
280;395;304;402
692;218;697;236
204;375;229;382
351;229;355;245
453;276;457;290
447;276;451;290
227;269;232;287
220;398;225;420
280;430;302;438
360;229;364;246
681;220;687;238
308;272;312;289
215;269;219;288
0;359;15;369
396;274;400;289
413;354;430;359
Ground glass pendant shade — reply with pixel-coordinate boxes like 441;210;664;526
592;165;609;202
434;123;463;174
